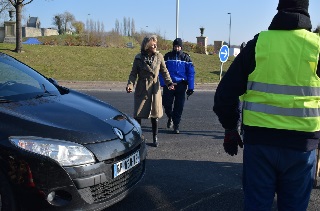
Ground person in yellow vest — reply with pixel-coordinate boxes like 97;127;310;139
213;0;320;210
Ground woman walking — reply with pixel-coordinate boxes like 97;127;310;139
126;35;175;147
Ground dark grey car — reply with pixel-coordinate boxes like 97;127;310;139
0;53;147;210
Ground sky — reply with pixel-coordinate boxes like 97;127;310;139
23;0;320;46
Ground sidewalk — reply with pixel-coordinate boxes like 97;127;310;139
58;80;218;91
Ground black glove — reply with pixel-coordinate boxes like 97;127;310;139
223;129;243;156
186;89;194;100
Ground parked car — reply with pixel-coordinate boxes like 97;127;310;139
0;53;147;210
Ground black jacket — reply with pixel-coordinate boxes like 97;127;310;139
213;10;320;151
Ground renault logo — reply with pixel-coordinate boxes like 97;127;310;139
113;128;124;140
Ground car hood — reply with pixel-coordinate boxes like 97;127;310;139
0;90;135;144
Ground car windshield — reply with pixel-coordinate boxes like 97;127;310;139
0;53;59;101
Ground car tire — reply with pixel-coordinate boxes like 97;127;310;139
0;170;18;211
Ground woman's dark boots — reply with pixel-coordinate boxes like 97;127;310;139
151;118;159;147
136;118;158;147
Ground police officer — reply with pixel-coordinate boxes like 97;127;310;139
160;38;196;134
213;0;320;210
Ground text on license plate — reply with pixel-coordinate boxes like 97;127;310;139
113;151;140;178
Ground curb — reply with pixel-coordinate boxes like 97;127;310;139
58;81;218;92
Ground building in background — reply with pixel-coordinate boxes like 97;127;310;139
27;16;41;28
0;16;58;43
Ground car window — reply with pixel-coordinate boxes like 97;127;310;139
0;62;42;89
0;54;59;99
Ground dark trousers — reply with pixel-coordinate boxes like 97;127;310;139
162;82;187;126
243;144;316;211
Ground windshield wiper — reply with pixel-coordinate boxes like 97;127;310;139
35;92;56;99
0;98;12;103
35;84;57;99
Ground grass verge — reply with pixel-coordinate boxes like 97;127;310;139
0;43;233;83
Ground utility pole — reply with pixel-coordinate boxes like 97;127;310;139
176;0;179;38
228;12;231;48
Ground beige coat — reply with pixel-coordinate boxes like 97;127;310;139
127;52;173;119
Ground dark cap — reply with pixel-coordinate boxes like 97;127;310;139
277;0;309;15
173;38;183;48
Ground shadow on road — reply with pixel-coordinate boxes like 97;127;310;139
108;159;244;211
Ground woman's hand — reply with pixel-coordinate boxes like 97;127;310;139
126;86;133;93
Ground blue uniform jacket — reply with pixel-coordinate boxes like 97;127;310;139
159;50;195;90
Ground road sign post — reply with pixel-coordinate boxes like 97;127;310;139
218;45;229;81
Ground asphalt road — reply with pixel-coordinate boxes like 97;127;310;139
80;89;320;211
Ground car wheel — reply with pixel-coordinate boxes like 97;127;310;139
0;171;18;211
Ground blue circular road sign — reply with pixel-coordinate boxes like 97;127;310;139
219;45;229;63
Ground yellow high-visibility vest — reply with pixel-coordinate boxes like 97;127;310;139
243;30;320;132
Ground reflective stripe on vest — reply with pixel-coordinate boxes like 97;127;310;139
244;101;320;117
243;30;320;132
247;81;320;96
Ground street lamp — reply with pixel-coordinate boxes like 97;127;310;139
228;13;231;48
176;0;179;38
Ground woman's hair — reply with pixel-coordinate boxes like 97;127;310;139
141;35;157;53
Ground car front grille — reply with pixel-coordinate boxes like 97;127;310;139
78;160;145;204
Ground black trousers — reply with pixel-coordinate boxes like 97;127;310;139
162;82;187;126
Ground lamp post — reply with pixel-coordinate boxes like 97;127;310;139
228;12;231;48
176;0;179;38
87;14;90;30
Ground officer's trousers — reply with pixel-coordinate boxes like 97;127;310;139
162;82;187;127
243;144;316;211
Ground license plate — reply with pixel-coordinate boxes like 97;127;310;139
113;151;140;178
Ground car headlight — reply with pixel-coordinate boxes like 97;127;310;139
9;136;95;166
128;116;142;135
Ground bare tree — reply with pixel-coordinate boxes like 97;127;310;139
131;18;135;36
8;0;33;53
119;22;123;36
63;11;74;33
127;18;131;37
114;19;120;34
123;17;127;36
114;17;135;36
89;19;94;32
100;21;104;33
97;20;101;33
